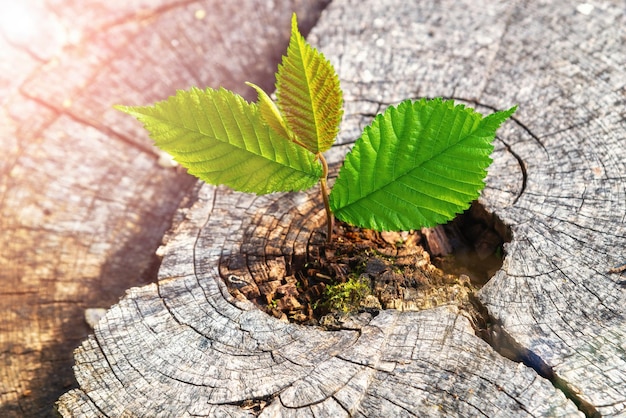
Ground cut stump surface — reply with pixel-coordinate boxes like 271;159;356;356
57;0;625;416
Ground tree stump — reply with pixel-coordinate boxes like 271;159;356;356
57;0;625;416
0;1;328;416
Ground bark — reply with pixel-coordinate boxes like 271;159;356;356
0;1;329;417
56;0;625;416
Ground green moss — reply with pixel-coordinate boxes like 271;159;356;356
323;276;371;313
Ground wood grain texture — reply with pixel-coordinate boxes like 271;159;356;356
0;1;329;416
315;0;626;412
475;2;626;415
58;185;580;417
57;0;625;416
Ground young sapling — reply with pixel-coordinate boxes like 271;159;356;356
116;14;516;243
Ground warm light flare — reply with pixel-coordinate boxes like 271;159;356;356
0;1;70;59
0;2;39;42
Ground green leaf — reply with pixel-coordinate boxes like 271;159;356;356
115;87;322;194
329;98;516;231
275;13;343;154
245;82;294;144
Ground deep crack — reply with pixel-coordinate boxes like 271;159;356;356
467;296;600;418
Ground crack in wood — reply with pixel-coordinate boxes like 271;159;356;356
468;295;600;418
49;0;626;414
214;192;594;415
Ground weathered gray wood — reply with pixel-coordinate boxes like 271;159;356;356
0;1;329;416
319;0;626;414
58;185;580;417
475;2;626;414
56;0;625;416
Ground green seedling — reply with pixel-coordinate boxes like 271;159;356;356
116;14;516;242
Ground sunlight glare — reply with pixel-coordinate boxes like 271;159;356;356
0;2;39;42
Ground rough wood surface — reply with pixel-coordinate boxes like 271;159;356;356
56;0;626;416
58;186;580;417
476;1;626;413
0;1;329;416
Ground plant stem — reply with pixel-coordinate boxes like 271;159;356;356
318;153;334;243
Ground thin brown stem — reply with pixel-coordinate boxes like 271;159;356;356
318;153;334;243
